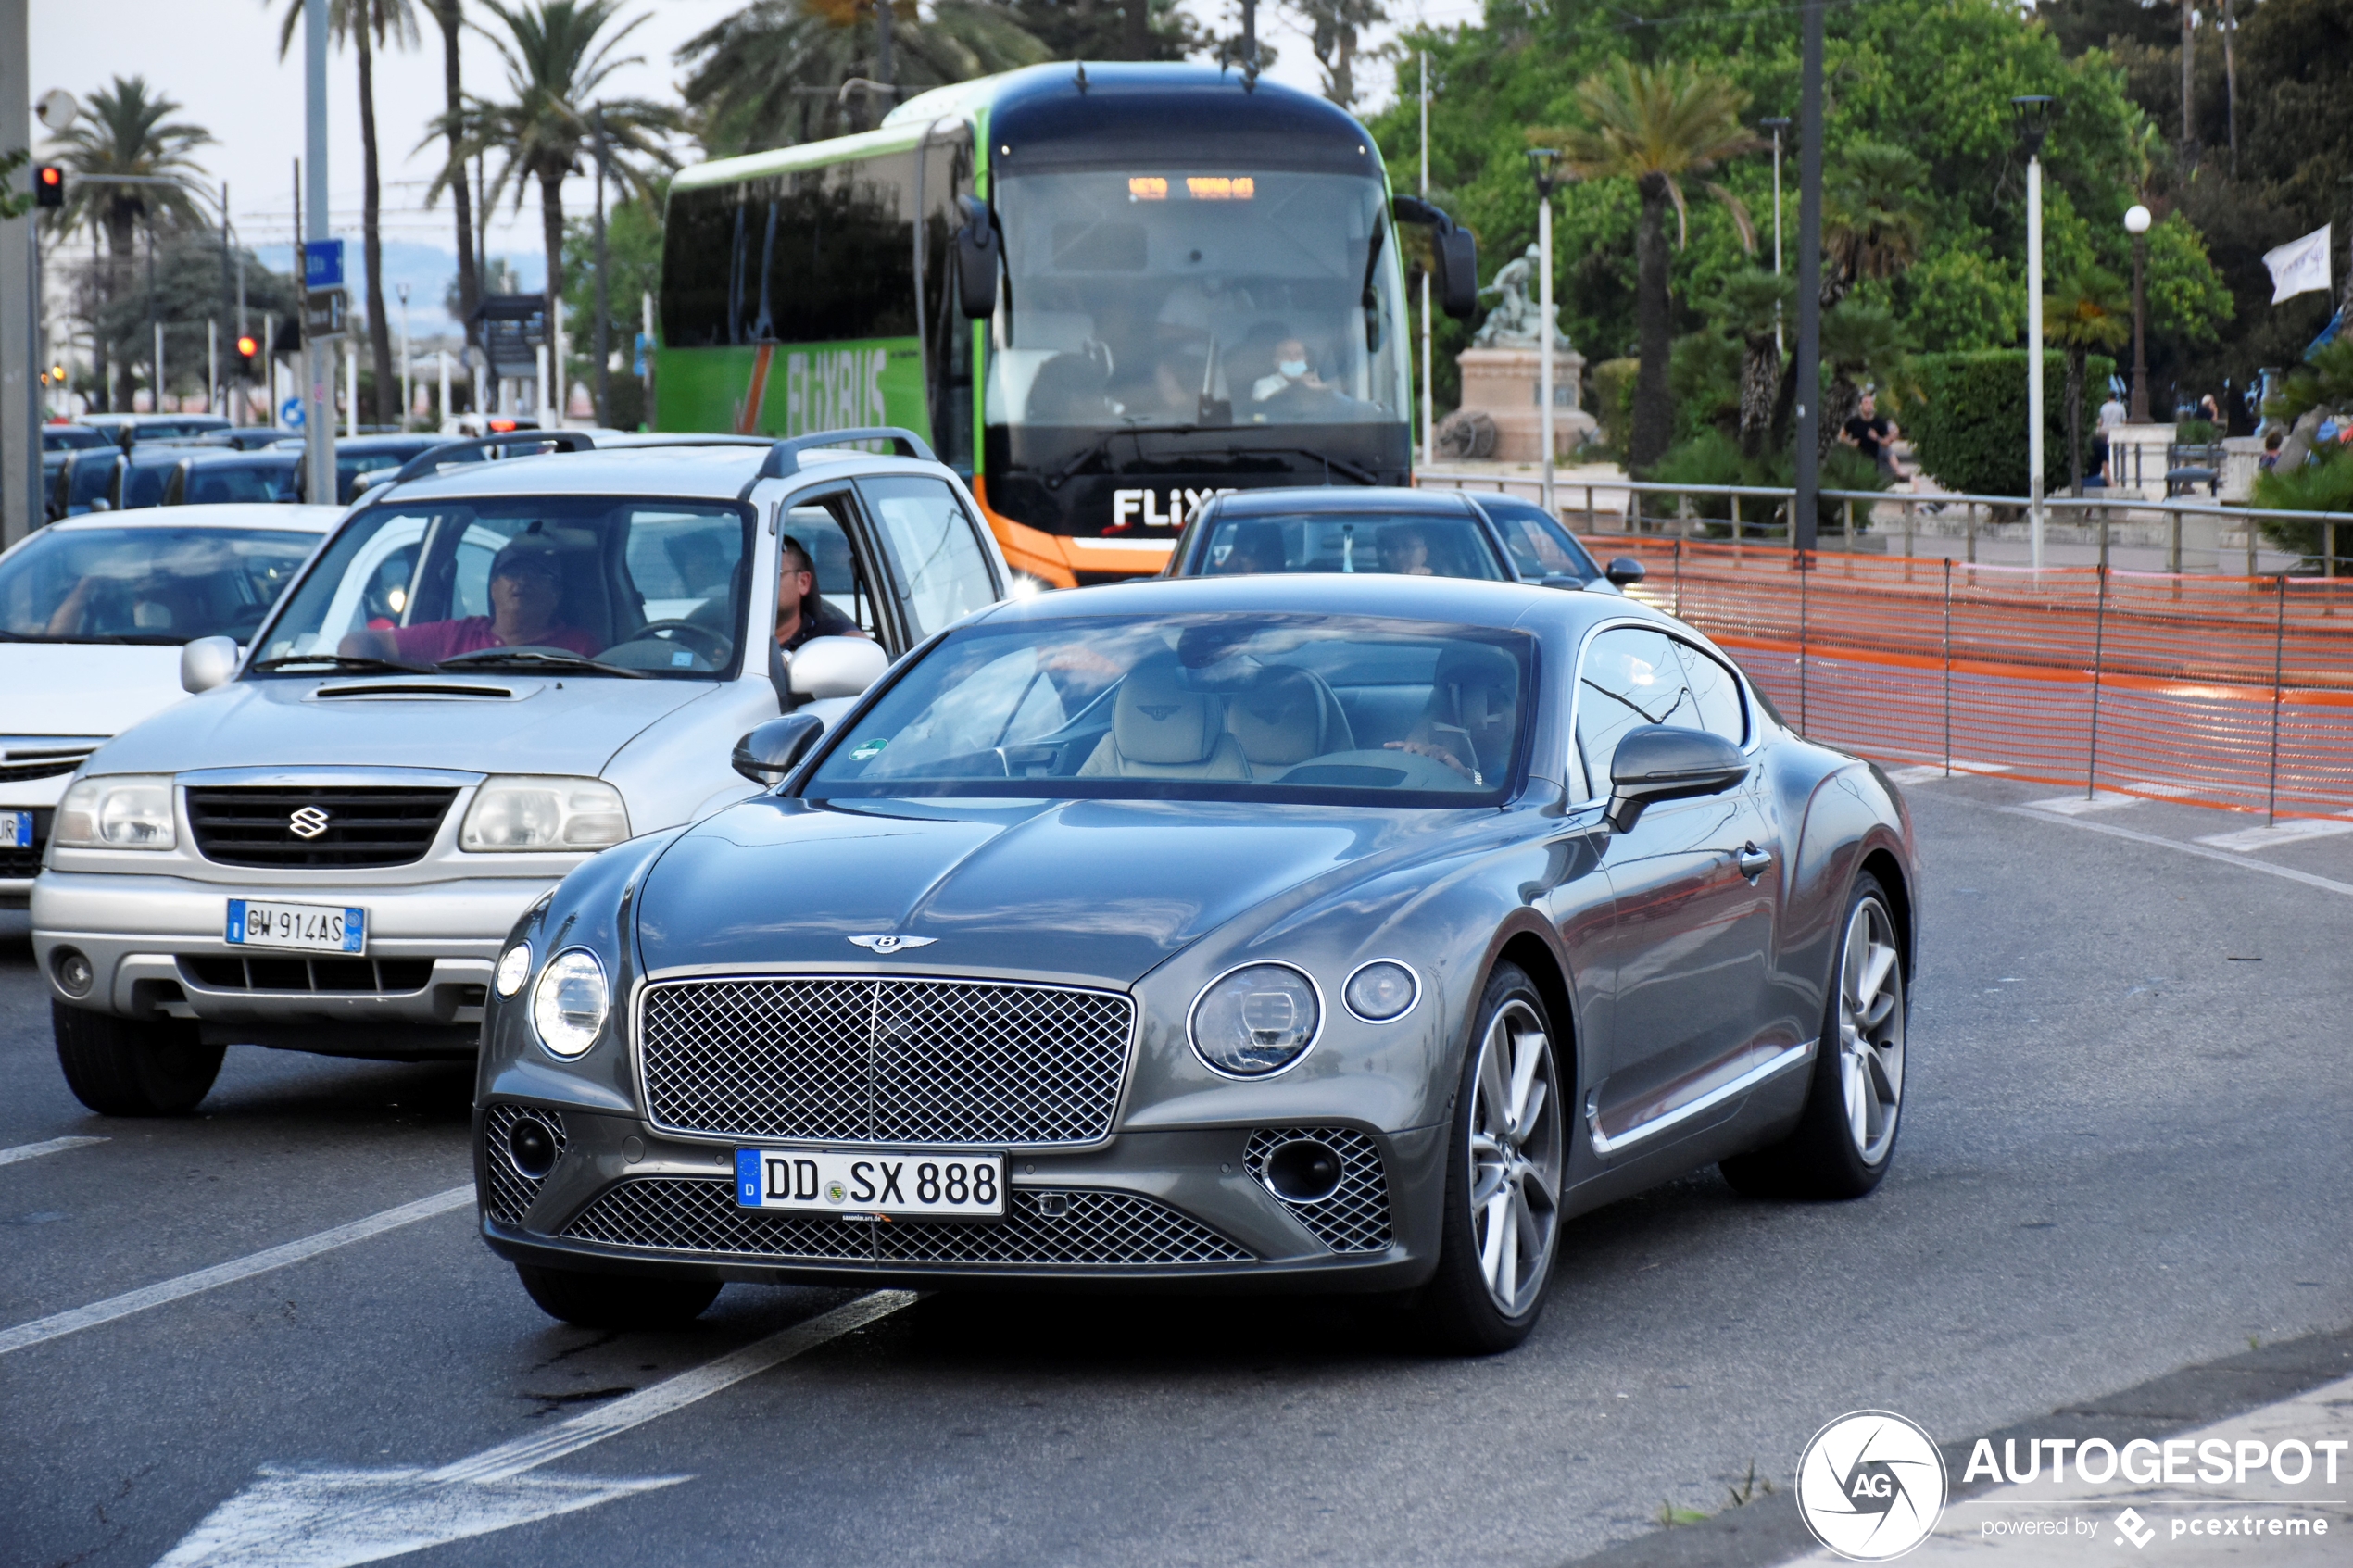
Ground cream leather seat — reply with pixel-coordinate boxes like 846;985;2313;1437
1077;656;1252;780
1226;666;1356;780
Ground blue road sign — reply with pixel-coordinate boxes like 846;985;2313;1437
280;396;305;429
634;332;651;377
304;239;346;290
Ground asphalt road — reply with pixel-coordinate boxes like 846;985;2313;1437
6;775;2349;1568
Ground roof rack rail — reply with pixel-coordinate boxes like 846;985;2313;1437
387;430;597;485
754;427;935;481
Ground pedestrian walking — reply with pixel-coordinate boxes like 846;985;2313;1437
1841;389;1900;479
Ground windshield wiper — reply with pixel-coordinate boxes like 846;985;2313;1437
249;653;435;674
1043;423;1213;490
436;648;648;679
1044;428;1383;491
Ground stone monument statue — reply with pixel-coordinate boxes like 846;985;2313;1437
1471;245;1570;352
1441;245;1594;462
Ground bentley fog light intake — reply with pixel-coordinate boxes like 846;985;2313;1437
531;949;609;1058
1189;962;1320;1077
53;775;176;850
1261;1137;1345;1203
494;942;534;998
1343;960;1419;1022
460;776;629;851
506;1113;560;1178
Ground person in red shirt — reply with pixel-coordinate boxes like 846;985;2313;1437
341;535;599;664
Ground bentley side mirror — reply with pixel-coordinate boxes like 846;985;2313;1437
180;634;239;694
733;713;825;785
1605;557;1647;587
955;195;1000;320
1605;725;1748;833
787;635;890;700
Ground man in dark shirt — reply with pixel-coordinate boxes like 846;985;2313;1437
1841;390;1898;475
774;533;866;653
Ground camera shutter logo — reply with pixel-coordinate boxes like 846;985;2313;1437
1794;1410;1948;1561
287;806;332;841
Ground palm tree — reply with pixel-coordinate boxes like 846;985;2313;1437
424;0;482;352
277;0;419;428
434;0;681;412
678;0;1048;156
1540;60;1757;471
1818;300;1909;464
1820;142;1925;309
1711;268;1794;459
1287;0;1388;108
2044;268;2132;497
42;76;214;411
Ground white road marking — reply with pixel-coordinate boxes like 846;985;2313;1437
1974;801;2353;899
0;1135;107;1168
153;1289;920;1568
0;1185;472;1358
2196;816;2353;854
2025;791;2145;816
1884;760;2015;786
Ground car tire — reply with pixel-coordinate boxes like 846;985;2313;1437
1410;962;1566;1356
1720;872;1907;1201
515;1263;723;1330
52;1000;226;1117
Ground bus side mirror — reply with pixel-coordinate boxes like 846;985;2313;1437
956;196;1000;320
1393;195;1479;320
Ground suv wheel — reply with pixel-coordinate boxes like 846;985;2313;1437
515;1263;723;1330
53;1001;226;1117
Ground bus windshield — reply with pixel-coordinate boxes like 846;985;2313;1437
987;168;1407;433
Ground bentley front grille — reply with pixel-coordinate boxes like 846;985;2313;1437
560;1177;1252;1267
636;976;1134;1148
1245;1127;1395;1253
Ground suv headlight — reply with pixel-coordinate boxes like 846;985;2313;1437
531;948;608;1057
460;776;629;851
54;775;177;850
1189;962;1321;1078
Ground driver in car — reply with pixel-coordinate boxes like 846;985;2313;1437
774;534;869;654
340;535;598;662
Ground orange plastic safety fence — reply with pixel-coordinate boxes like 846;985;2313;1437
1579;533;2353;822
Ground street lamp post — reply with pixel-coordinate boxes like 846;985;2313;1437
1420;51;1432;469
2124;204;2151;424
397;282;411;431
1761;117;1791;354
1527;148;1567;518
2013;94;2057;572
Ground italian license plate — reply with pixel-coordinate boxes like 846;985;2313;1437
1;811;31;848
225;897;367;954
734;1148;1005;1219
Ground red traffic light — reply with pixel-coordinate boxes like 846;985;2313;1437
235;334;260;358
34;165;64;209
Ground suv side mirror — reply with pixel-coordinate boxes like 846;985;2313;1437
1394;194;1479;320
1604;556;1647;587
787;635;890;700
1605;725;1747;833
181;634;239;694
733;713;825;785
955;195;1000;320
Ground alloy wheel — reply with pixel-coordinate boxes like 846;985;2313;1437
1466;997;1563;1316
1839;897;1906;1165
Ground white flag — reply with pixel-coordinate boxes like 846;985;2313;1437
2263;224;2333;303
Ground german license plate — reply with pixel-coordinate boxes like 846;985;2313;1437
225;897;366;954
734;1148;1005;1219
1;810;31;849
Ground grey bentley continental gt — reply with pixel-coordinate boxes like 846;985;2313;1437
476;573;1917;1352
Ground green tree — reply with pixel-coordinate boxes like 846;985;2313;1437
422;0;482;340
41;76;215;411
1821;141;1926;308
276;0;418;428
677;0;1050;156
562;194;661;422
1286;0;1388;109
2044;267;2133;493
1707;267;1794;457
434;0;680;402
1540;59;1757;471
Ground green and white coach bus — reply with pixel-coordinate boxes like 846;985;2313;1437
655;61;1476;585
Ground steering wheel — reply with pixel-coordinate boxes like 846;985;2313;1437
634;620;735;663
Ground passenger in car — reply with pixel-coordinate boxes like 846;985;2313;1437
774;533;869;654
1378;524;1438;577
341;534;600;662
1210;521;1287;575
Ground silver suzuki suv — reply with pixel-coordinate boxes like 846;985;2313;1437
34;427;1009;1114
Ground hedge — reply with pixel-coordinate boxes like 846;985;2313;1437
1902;351;2116;498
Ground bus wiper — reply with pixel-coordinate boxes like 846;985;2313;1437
249;653;435;674
1227;445;1383;486
436;648;648;679
1043;423;1211;490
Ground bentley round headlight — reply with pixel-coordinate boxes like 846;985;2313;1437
1189;962;1321;1078
1343;960;1419;1022
531;949;608;1058
494;941;534;998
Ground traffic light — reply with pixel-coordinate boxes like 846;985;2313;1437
34;165;63;209
235;333;261;370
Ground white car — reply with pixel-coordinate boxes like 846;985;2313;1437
1;504;341;909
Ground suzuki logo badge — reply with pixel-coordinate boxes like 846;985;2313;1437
848;934;937;955
287;806;332;840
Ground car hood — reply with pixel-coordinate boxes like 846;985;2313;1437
84;673;714;779
636;795;1441;986
2;644;190;740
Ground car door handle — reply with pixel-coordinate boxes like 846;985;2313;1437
1736;843;1774;880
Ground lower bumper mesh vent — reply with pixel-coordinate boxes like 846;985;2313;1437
1245;1127;1394;1253
481;1104;569;1225
559;1177;1252;1268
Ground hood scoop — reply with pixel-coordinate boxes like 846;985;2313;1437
309;681;524;702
